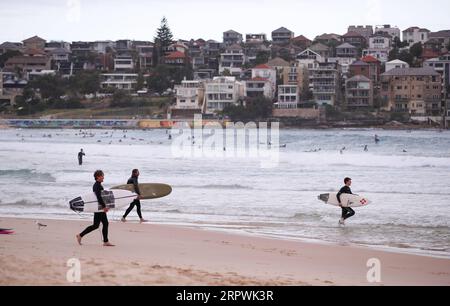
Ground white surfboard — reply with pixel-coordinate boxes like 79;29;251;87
69;190;137;213
318;193;370;208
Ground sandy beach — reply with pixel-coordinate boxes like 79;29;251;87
0;217;449;286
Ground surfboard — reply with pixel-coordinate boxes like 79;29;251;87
318;193;370;208
111;183;172;200
69;190;138;213
0;228;14;235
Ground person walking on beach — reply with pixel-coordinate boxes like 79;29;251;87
78;149;85;165
337;177;355;226
121;169;147;223
76;170;115;246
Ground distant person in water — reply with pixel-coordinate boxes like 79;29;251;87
364;145;368;152
337;177;355;226
121;169;147;223
78;149;85;165
374;134;380;143
76;170;114;246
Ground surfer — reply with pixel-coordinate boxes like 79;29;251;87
78;149;85;166
374;134;380;144
121;169;147;223
364;145;368;152
337;177;355;226
76;170;115;246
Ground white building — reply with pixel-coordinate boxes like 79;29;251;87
403;27;430;46
375;25;401;40
174;80;205;110
296;49;324;69
246;78;274;99
92;41;115;54
219;45;246;76
385;59;410;72
204;76;245;113
245;34;267;43
362;33;392;63
276;85;298;108
101;73;137;91
114;55;134;71
251;64;277;92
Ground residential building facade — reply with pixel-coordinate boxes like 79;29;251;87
386;59;410;72
403;27;430;46
204;76;245;113
346;75;374;109
223;30;243;46
375;25;401;40
174;80;205;110
219;45;245;76
271;27;294;44
100;73;138;91
381;67;442;115
310;61;341;106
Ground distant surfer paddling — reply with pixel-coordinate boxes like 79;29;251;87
337;177;355;226
76;170;115;246
78;149;85;165
121;169;147;223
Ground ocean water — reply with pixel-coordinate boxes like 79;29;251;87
1;127;449;258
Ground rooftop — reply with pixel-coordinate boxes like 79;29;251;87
272;27;293;34
381;67;439;76
347;75;371;82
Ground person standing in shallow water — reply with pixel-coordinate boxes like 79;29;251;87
76;170;115;247
78;149;85;165
337;177;355;226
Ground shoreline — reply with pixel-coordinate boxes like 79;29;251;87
2;213;449;260
1;217;449;285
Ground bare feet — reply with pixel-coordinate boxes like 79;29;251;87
103;242;115;247
140;219;148;223
76;234;82;245
121;217;126;223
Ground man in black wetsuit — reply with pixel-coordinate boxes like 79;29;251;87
337;177;355;226
76;170;115;246
121;169;147;223
78;149;85;165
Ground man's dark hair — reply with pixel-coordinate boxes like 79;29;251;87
344;177;352;184
132;169;139;176
94;170;104;179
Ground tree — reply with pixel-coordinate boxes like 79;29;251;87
388;48;399;62
28;74;66;101
254;51;270;65
148;65;172;93
410;42;423;59
222;68;231;77
0;50;21;68
222;96;273;121
136;72;145;90
68;71;100;96
398;50;414;66
154;17;174;64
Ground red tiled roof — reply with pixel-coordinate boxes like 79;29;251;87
421;49;440;59
362;55;380;63
250;77;269;82
253;64;271;69
165;51;186;59
292;35;311;42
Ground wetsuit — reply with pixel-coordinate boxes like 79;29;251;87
337;186;355;220
78;151;85;165
79;181;109;242
123;176;142;219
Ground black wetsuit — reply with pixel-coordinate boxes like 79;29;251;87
78;151;85;165
123;176;142;219
79;181;109;242
337;186;355;220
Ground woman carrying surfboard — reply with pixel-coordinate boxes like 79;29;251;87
121;169;147;223
337;177;355;226
76;170;115;247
